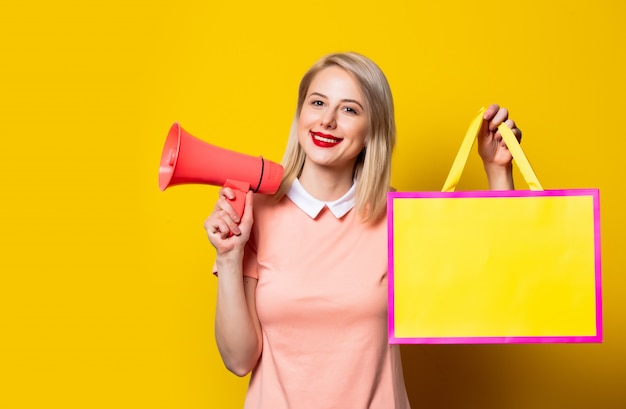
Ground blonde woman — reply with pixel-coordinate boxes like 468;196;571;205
204;52;520;409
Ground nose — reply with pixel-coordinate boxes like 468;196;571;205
320;110;337;129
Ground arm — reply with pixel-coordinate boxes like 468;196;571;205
477;104;523;190
204;189;262;376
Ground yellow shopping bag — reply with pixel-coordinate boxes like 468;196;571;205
388;108;602;344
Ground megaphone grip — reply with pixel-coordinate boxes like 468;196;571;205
223;179;251;224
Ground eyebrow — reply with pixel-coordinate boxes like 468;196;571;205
309;92;365;111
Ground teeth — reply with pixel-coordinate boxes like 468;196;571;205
314;135;340;143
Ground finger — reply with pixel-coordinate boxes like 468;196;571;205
205;217;230;238
492;131;503;144
216;196;241;224
512;127;522;143
218;208;241;235
489;107;509;131
241;191;254;222
219;187;237;201
205;208;241;237
504;119;516;129
213;188;235;212
483;103;500;121
502;119;522;143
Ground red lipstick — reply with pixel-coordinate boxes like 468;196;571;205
310;131;343;148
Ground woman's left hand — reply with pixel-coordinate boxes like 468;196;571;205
477;103;522;167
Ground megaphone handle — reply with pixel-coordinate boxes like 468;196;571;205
223;179;251;223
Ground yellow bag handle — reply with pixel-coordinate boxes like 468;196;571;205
441;107;543;192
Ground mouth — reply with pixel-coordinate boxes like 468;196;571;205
310;131;343;147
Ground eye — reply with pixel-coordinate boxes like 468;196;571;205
311;99;324;107
343;106;359;115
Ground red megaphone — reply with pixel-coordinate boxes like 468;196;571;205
159;122;284;220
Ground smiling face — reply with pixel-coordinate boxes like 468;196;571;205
297;66;369;175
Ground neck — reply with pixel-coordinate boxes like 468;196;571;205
298;163;354;202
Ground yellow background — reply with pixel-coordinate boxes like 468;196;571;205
1;0;624;408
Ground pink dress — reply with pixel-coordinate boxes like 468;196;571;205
238;180;410;409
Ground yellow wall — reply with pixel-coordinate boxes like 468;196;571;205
1;0;624;407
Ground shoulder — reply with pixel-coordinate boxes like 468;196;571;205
251;193;294;221
252;192;274;208
252;192;287;212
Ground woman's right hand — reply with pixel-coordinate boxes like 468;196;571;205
208;188;262;376
204;188;254;256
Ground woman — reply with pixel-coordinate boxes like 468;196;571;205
205;52;520;408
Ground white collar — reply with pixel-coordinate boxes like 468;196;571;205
286;178;356;219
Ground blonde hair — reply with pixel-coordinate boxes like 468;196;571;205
274;52;396;222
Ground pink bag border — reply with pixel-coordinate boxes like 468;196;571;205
387;188;602;344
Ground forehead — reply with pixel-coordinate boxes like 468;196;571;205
307;66;364;100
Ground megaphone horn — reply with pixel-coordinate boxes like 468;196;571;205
158;122;284;220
